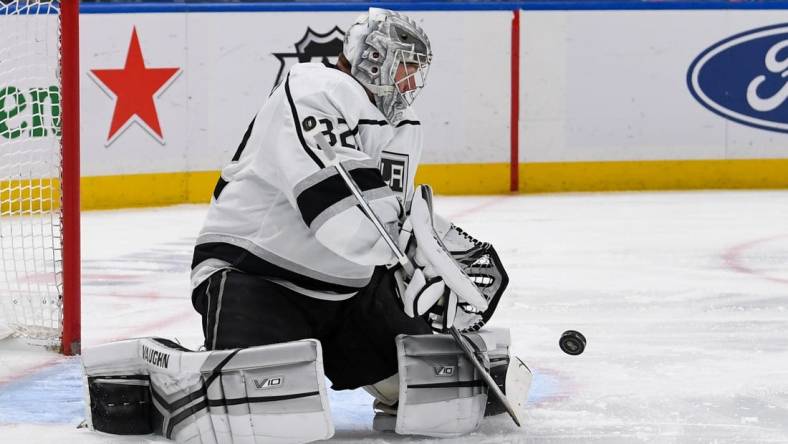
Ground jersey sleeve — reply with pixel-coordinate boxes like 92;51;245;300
384;107;423;208
261;69;401;267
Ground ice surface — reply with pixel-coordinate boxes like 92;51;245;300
1;190;787;443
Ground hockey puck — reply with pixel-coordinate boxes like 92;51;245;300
559;330;586;355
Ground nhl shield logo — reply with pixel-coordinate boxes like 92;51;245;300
272;27;346;91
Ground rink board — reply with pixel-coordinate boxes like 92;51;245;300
75;9;513;207
3;4;788;208
518;9;788;192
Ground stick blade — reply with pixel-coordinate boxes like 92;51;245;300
505;356;533;423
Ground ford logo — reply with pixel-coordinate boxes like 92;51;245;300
687;24;788;133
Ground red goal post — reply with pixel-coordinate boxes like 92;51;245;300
61;0;81;357
0;0;80;355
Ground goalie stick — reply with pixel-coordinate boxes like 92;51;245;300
313;133;522;428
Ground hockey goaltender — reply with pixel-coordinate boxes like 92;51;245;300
80;8;532;443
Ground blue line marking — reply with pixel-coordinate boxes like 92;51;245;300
77;1;788;14
79;2;513;13
0;359;84;425
328;385;375;430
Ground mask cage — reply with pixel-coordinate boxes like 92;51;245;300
389;48;431;108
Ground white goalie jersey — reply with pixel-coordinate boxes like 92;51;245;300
192;62;423;300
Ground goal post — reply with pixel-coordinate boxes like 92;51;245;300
60;0;80;356
0;0;81;355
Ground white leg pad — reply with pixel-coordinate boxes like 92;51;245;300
82;338;334;444
393;333;489;438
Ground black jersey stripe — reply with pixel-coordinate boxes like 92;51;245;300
212;178;228;200
284;73;325;168
396;120;421;127
213;116;257;200
232;116;256;162
358;119;389;126
192;242;368;294
296;167;387;228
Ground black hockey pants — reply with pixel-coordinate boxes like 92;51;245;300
191;266;431;389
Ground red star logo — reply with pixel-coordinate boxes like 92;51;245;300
91;27;180;144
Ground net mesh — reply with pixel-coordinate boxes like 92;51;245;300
0;0;63;347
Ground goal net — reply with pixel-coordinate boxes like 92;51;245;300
0;0;79;354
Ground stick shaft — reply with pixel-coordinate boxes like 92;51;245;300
324;146;521;427
334;163;409;267
448;326;521;427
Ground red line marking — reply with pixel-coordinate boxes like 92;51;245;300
510;9;521;193
446;195;513;221
83;273;143;280
85;291;185;300
0;356;65;387
100;307;196;344
528;367;577;407
0;305;195;387
721;234;788;285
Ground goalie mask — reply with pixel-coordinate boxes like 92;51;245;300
343;8;432;125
